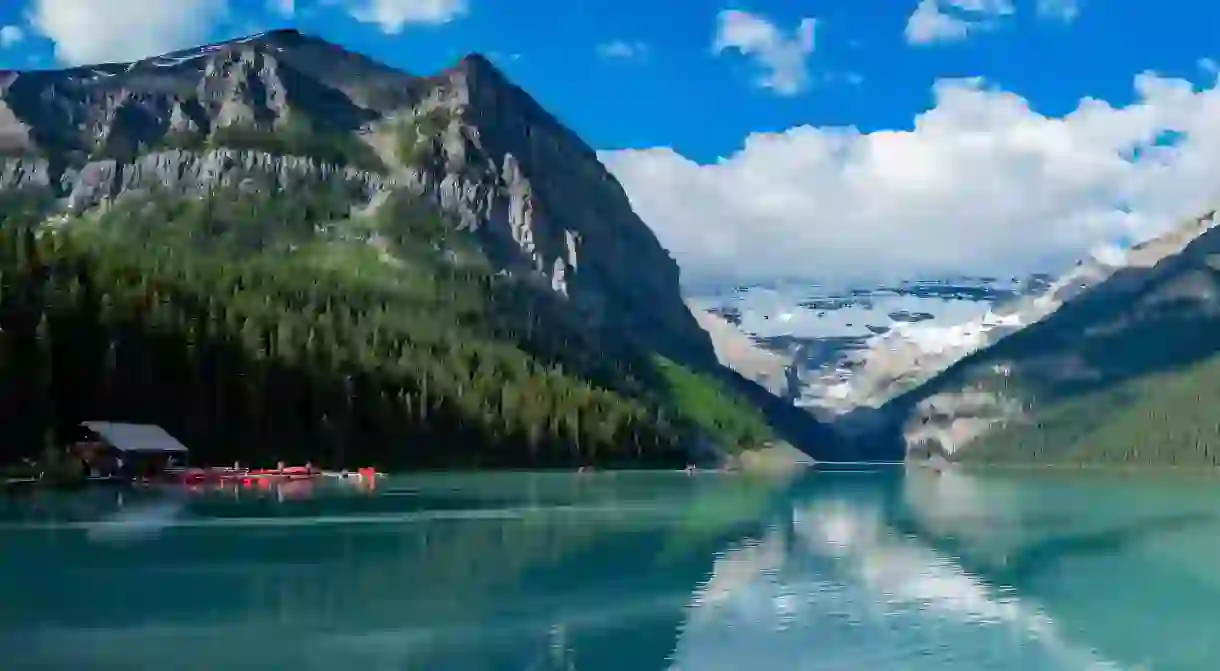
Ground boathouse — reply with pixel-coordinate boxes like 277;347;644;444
69;422;191;478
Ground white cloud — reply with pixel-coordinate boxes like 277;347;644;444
344;0;468;33
0;25;24;49
601;73;1220;286
905;0;1014;45
1036;0;1080;22
906;0;978;44
906;0;1080;45
597;40;649;62
713;10;817;97
271;0;296;17
28;0;229;65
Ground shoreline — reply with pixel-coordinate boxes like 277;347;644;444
953;462;1220;473
913;460;1220;483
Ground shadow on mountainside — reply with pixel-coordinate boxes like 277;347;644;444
714;367;855;462
850;223;1220;461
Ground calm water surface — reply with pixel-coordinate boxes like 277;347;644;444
2;467;1219;670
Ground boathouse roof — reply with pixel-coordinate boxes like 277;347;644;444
80;422;191;454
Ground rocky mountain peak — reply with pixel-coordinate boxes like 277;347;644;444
0;32;716;365
451;52;502;78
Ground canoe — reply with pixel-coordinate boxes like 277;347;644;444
246;467;317;477
3;477;39;488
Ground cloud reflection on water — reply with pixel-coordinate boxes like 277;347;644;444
669;470;1124;671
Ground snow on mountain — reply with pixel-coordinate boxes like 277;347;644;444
688;274;1054;420
686;299;792;398
690;210;1220;463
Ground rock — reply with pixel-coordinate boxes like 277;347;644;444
885;210;1220;459
730;442;816;473
0;149;391;211
687;299;794;397
0;31;716;365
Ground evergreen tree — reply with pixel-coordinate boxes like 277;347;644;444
0;184;773;470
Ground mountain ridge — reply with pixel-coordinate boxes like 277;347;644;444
886;209;1220;463
689;204;1220;465
0;30;718;368
687;274;1051;419
0;31;838;468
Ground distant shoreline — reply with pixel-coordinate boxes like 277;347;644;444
957;462;1220;472
933;462;1220;482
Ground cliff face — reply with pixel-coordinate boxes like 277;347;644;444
0;150;391;207
686;299;794;398
0;29;713;364
375;54;714;360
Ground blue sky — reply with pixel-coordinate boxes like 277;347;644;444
3;0;1211;161
3;0;1220;284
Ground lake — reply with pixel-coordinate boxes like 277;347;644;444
2;467;1219;670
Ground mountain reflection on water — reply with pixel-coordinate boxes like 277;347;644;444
2;468;1219;670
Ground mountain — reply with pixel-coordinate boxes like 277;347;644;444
0;31;832;470
0;29;709;364
686;299;793;398
688;275;1052;417
689;213;1220;466
879;209;1220;464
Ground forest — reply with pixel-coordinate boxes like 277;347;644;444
0;181;775;471
956;352;1220;467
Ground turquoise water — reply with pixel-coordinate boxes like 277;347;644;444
2;467;1219;670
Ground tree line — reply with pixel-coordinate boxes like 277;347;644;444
0;185;772;470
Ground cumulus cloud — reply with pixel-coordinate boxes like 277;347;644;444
0;25;23;49
906;1;962;44
905;0;1015;45
713;10;817;96
597;40;649;62
601;73;1220;286
28;0;229;65
906;0;1079;45
344;0;468;33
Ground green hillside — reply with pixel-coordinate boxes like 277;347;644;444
0;182;774;471
945;220;1220;467
958;351;1220;467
